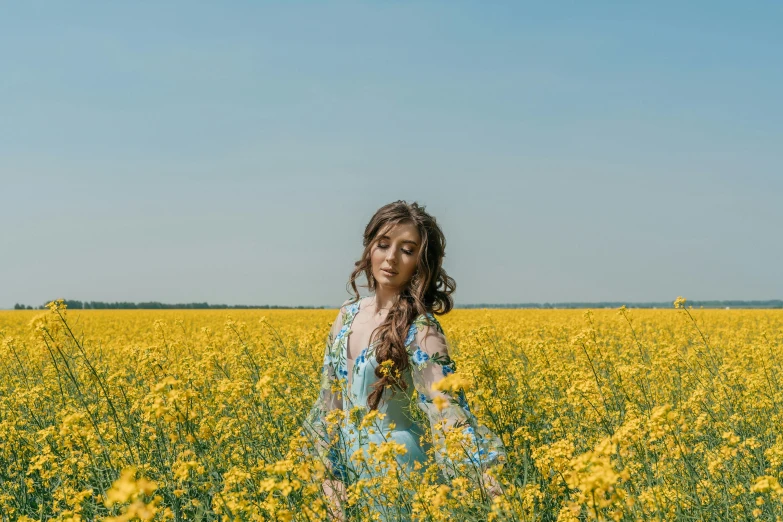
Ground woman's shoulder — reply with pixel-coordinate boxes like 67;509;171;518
339;296;362;311
413;310;438;324
409;309;444;336
330;297;361;328
335;297;364;325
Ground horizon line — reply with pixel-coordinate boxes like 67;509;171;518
6;298;783;310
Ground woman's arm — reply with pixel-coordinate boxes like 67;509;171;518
301;302;350;473
407;316;507;498
322;477;347;521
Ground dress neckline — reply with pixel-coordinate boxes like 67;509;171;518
346;296;366;362
345;296;432;361
346;296;384;361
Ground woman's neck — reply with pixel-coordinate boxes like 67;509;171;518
373;285;399;312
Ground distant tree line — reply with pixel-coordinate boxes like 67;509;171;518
457;300;783;309
10;299;783;310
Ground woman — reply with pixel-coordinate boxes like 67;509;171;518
302;201;506;521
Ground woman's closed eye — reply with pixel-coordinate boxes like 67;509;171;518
378;244;414;256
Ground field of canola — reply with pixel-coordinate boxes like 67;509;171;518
1;300;783;521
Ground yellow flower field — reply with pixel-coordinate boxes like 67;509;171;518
1;300;782;521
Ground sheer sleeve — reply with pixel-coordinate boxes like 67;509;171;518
407;315;506;485
301;300;351;471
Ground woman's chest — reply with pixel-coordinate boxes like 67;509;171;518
345;312;384;360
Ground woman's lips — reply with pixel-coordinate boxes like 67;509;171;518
381;269;397;276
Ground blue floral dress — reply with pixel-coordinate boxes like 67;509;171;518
302;296;506;518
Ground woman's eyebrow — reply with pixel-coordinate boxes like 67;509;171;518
379;235;418;246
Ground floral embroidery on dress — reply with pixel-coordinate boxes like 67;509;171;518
411;347;430;366
357;347;367;365
404;324;417;347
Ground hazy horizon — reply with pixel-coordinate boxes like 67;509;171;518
2;2;781;308
8;297;783;311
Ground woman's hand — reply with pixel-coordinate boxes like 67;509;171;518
323;478;347;521
482;471;504;499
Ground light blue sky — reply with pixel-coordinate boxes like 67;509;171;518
2;2;781;308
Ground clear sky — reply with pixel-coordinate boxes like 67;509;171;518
2;2;781;308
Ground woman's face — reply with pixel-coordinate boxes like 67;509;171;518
370;222;421;291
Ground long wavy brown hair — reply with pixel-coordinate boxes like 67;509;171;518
347;200;456;411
